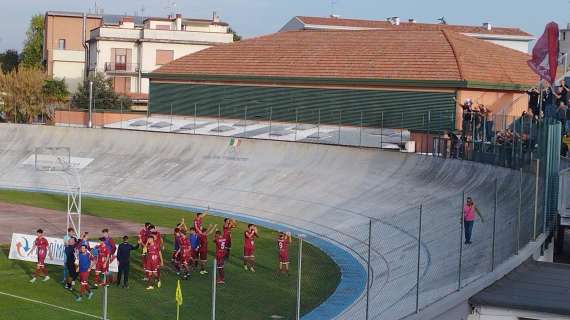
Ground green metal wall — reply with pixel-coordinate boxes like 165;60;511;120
149;82;457;131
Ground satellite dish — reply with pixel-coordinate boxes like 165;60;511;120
437;16;447;25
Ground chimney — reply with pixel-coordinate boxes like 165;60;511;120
408;18;416;23
119;16;135;28
483;22;492;31
212;11;220;23
175;13;182;30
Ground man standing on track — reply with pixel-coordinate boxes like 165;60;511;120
243;224;259;272
277;232;292;275
28;229;53;283
214;230;227;284
76;244;94;302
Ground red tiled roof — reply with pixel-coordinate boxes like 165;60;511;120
152;29;537;87
296;16;533;37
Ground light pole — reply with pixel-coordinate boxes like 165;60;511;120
88;80;93;128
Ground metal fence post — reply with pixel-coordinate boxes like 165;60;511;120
458;192;465;290
296;235;304;320
400;112;404;146
218;104;221;136
491;179;498;271
294;108;298;142
533;159;540;240
516;168;523;254
212;257;217;320
338;111;342;145
244;105;248;135
415;204;423;313
194;103;197;135
269;107;273;137
120;100;123;130
317;109;321;139
427;111;431;155
170;103;174;132
102;284;108;320
360;111;364;147
366;219;372;320
380;111;384;149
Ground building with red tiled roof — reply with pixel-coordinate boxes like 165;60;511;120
281;16;534;53
146;28;537;134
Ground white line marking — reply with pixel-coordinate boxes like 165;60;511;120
0;290;102;319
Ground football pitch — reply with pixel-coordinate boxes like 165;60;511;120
0;190;341;320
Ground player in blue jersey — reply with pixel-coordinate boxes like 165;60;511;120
76;245;94;302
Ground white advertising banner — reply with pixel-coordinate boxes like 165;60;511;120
9;233;118;272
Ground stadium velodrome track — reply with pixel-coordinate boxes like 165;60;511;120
0;124;542;319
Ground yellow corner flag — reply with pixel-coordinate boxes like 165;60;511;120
176;280;183;306
176;280;183;320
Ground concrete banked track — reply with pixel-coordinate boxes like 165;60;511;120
0;125;536;319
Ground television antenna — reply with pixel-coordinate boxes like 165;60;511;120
437;16;447;25
163;0;177;16
330;0;338;16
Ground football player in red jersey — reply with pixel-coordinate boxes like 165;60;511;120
93;238;110;286
176;231;193;279
194;208;208;235
277;232;292;275
198;225;216;275
144;235;164;290
222;218;236;260
243;224;259;272
213;230;227;284
28;229;53;283
138;222;151;280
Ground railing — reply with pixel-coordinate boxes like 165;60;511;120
104;62;139;73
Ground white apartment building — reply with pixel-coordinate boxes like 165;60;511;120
87;14;234;105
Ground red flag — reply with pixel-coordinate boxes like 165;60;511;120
527;22;559;84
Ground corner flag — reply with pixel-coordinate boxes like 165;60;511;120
175;280;183;320
176;280;183;306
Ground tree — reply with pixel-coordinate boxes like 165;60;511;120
229;28;242;42
0;67;47;123
20;14;44;68
72;72;131;110
43;78;69;104
0;50;19;73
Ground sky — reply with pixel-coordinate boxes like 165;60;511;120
0;0;568;51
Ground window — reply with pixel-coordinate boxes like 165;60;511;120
115;53;126;71
156;50;174;65
564;32;567;41
112;77;131;94
58;39;66;50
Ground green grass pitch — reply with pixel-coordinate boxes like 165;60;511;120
0;190;341;320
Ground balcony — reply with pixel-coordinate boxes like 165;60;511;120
104;62;139;73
